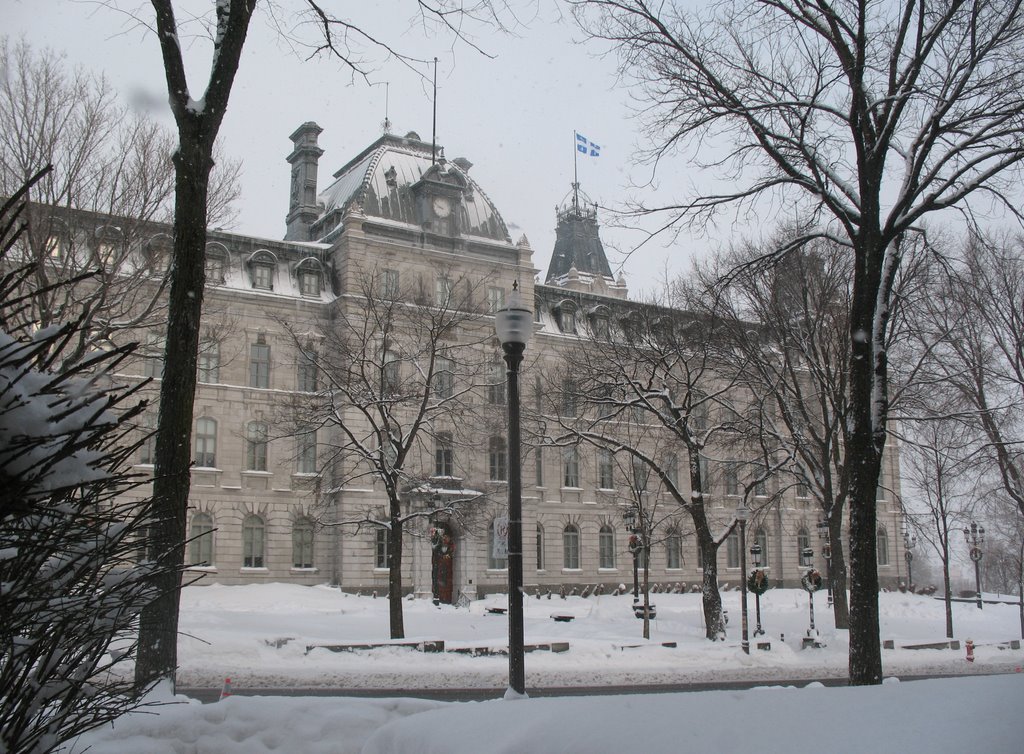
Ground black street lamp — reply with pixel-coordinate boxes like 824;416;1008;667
817;519;833;608
904;531;917;591
495;281;532;696
963;522;985;610
749;543;765;637
623;507;640;603
801;545;818;637
736;504;750;655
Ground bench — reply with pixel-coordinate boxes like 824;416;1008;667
551;614;575;622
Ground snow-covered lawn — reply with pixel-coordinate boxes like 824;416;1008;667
70;584;1023;753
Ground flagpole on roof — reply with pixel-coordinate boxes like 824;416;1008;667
572;131;579;215
431;57;438;165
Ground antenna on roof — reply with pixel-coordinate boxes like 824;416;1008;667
431;57;438;165
382;82;391;134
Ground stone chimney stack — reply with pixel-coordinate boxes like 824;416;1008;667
284;122;324;241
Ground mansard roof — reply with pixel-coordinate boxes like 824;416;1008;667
313;131;510;243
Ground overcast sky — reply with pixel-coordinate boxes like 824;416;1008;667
4;0;716;295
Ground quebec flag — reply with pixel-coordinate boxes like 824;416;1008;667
575;132;601;157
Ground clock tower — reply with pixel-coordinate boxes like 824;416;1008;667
411;157;466;236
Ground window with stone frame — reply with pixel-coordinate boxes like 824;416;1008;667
563;446;580;488
435;432;454;477
142;331;164;378
488;436;508;482
198;339;220;383
194;417;217;468
561;379;578;417
382;350;400;395
435;274;453;306
486;286;505;313
597;448;614;489
434;356;454;400
138;413;157;465
296;428;317;474
189;512;214;567
487;360;506;404
724;461;740;497
246;421;269;471
381;268;400;299
598;525;616;569
536;524;545;570
534;447;544;487
297;347;318;392
292;518;315;569
252;261;274;290
755;528;769;568
205;252;226;284
877;527;890;565
250;338;271;388
375;528;389;569
797;529;811;566
242;515;266;568
563;524;580;569
297;265;321;297
726;528;740;568
666;531;683;569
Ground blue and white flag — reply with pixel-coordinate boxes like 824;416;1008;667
575;131;601;157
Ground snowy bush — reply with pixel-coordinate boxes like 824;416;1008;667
1;183;167;752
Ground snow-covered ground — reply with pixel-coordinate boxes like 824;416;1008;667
70;584;1024;753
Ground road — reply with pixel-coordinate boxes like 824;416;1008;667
180;669;1017;704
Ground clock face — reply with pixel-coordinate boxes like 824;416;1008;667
432;196;452;218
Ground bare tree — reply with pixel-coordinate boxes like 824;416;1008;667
1;177;171;753
0;38;240;369
571;0;1024;684
898;415;982;638
541;293;771;640
130;0;519;690
278;268;495;638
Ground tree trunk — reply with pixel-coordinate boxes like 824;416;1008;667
697;533;724;640
134;134;213;692
846;232;886;685
942;556;954;639
829;513;851;629
388;508;405;640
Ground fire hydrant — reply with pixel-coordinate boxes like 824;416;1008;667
965;639;975;663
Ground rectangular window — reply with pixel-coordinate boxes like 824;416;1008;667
698;455;711;494
198;340;220;383
724;462;739;497
726;530;740;568
534;448;543;487
597;449;614;489
487;361;506;404
246;422;268;471
563;447;580;488
435;432;454;477
253;263;273;290
143;331;164;378
382;268;400;298
796;478;810;500
205;255;225;284
383;351;400;395
194;418;217;468
434;356;454;400
666;534;682;569
297;429;317;474
664;453;679;489
632;457;649;491
297;348;318;392
435;274;453;305
486;286;505;313
139;415;157;465
561;379;577;417
298;268;320;297
599;528;616;569
375;529;389;569
250;342;271;388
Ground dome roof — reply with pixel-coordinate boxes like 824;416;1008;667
314;132;510;242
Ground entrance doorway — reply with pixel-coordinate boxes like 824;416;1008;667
430;523;456;603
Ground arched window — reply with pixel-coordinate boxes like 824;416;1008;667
797;528;811;567
242;515;265;568
877;527;890;566
488;519;507;570
598;525;616;569
666;531;682;570
293;518;315;569
189;512;214;567
536;523;545;571
563;524;580;569
195;417;217;468
488;436;508;481
246;421;269;471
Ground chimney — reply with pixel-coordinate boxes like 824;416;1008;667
285;122;324;241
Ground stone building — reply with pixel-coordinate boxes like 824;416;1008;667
96;125;908;596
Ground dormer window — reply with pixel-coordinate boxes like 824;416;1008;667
248;250;278;290
296;259;323;298
206;254;225;284
589;305;611;339
253;263;273;290
555;300;578;334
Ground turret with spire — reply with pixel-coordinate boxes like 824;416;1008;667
544;184;627;299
